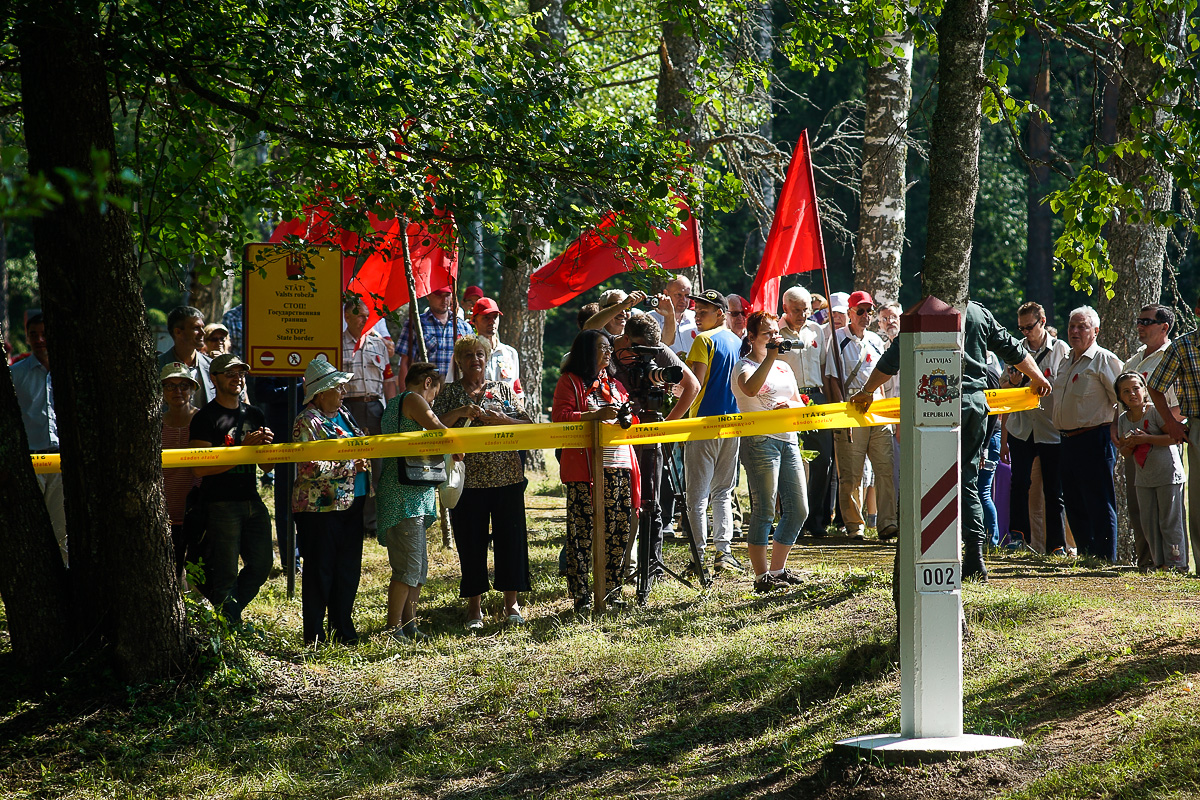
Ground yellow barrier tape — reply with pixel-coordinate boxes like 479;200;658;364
31;387;1040;474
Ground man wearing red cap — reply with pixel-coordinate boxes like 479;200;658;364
461;285;485;320
825;290;898;541
471;297;524;404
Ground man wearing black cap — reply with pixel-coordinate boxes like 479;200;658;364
189;353;275;627
683;289;745;574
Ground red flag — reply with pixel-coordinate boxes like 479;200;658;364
749;130;827;314
527;204;699;310
345;211;459;342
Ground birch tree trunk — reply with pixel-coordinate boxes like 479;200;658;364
854;28;913;304
921;0;989;306
746;0;774;272
658;13;704;288
1025;49;1055;322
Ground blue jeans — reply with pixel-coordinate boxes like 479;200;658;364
742;435;809;547
201;498;274;626
980;430;1001;546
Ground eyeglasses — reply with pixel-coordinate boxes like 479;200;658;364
217;369;248;379
163;381;193;392
1017;321;1043;333
597;344;613;354
1135;317;1163;326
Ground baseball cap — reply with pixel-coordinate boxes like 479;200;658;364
210;353;250;374
687;289;729;313
829;292;850;314
848;290;876;309
463;285;484;300
471;297;502;317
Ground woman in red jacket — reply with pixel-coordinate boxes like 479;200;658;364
552;328;641;612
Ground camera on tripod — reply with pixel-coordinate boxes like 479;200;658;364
766;340;796;354
621;346;684;419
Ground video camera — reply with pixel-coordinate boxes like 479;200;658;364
766;340;796;354
621;345;684;418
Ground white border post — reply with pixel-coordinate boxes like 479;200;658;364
836;296;1022;760
899;298;964;737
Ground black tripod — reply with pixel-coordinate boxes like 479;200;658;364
632;436;710;605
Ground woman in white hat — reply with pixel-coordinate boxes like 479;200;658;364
291;357;372;645
161;362;200;578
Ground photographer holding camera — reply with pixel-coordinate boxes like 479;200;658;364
734;311;810;593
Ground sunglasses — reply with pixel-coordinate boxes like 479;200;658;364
163;381;193;392
853;307;874;316
729;310;746;317
1017;321;1043;333
1135;317;1163;326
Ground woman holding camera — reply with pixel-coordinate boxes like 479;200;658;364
733;311;810;593
434;336;533;629
552;328;641;612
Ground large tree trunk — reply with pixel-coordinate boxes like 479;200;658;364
921;0;990;305
1025;46;1055;322
0;352;75;671
1098;10;1185;361
17;1;188;681
499;232;548;424
658;13;704;288
1097;10;1185;566
854;28;914;304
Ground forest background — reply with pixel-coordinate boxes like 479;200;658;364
5;1;1198;416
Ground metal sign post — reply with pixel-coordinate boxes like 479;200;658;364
837;296;1022;760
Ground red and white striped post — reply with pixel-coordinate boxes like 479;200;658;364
837;297;1022;759
898;297;964;737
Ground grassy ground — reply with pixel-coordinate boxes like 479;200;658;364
3;462;1200;799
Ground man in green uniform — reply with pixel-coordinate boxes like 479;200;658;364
850;301;1051;581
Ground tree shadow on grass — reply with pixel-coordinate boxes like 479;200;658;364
397;636;900;800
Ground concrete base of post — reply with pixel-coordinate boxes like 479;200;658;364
834;733;1023;764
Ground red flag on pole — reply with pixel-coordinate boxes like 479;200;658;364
345;211;458;342
268;204;459;347
748;130;827;314
527;204;699;310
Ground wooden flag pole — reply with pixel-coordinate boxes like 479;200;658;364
592;420;607;613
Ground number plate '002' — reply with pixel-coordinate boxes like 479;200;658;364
917;562;961;592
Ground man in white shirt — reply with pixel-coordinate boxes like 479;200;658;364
342;299;394;537
778;286;833;538
825;290;897;541
1001;301;1071;555
1118;303;1180;569
1052;306;1122;561
471;297;524;405
651;276;699;357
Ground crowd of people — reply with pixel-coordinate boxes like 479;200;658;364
9;281;1198;643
